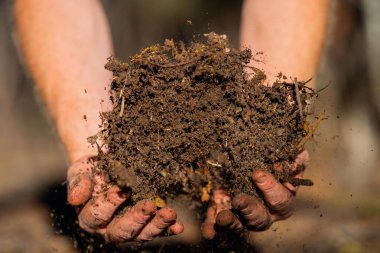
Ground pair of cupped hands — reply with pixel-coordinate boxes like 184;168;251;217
67;150;309;243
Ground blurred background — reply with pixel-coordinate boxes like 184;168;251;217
1;0;380;252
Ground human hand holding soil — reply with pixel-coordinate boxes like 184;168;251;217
201;150;309;239
67;156;184;243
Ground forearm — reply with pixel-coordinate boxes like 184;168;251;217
240;0;329;83
15;0;113;162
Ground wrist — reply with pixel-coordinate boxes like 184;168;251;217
56;100;106;164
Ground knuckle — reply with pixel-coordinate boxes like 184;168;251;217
67;158;93;179
79;207;106;230
232;194;250;210
260;178;276;192
269;193;294;217
119;232;134;241
247;215;272;231
137;230;154;241
91;208;109;224
106;227;134;242
249;220;272;231
243;203;271;229
140;234;154;241
78;218;95;233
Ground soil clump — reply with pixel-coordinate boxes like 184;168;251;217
95;33;315;204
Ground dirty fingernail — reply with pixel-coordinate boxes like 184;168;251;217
117;190;129;199
141;201;157;215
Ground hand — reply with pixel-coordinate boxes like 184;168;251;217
201;150;309;239
67;155;184;243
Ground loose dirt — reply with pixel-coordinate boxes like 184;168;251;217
95;33;315;204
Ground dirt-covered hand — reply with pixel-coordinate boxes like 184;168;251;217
201;150;309;239
67;155;184;243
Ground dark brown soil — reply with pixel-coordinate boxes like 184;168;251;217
95;33;314;204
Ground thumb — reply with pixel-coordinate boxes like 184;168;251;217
67;155;94;206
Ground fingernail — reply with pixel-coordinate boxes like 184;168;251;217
117;190;129;200
141;201;156;215
253;171;267;183
68;176;79;190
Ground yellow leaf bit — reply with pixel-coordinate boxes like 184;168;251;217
201;181;212;202
201;187;210;202
154;197;166;208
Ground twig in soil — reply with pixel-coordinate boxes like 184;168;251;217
291;77;303;120
316;81;331;93
300;78;313;86
119;84;126;98
206;160;222;167
157;130;160;149
243;64;264;74
119;96;125;117
297;111;325;149
281;78;315;94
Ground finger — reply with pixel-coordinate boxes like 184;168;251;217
292;150;309;171
213;189;232;213
67;156;94;206
252;170;294;219
168;221;184;235
78;185;127;233
105;200;156;242
136;207;177;241
283;170;304;194
201;205;217;240
201;189;232;240
232;193;272;231
285;150;309;193
215;210;243;232
92;170;108;197
201;189;231;240
201;222;216;240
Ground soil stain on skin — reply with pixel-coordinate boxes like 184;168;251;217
96;33;315;204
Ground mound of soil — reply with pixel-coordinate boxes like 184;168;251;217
95;33;314;204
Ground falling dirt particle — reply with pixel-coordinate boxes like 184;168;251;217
186;20;192;25
84;89;87;94
83;115;87;121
